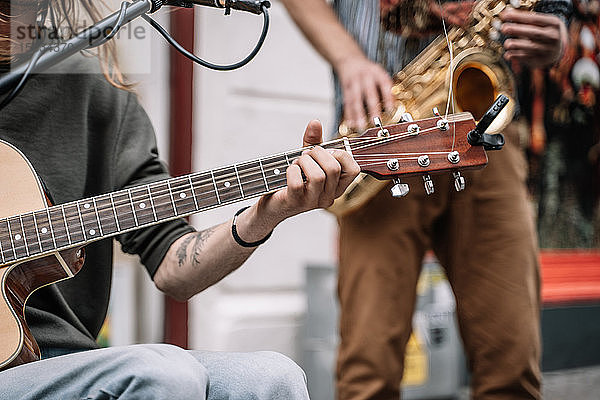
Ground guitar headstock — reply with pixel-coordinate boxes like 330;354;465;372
346;111;488;195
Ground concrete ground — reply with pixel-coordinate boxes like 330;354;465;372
542;366;600;400
455;365;600;400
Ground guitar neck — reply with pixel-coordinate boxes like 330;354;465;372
0;139;347;266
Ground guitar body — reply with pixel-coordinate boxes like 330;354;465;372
0;140;85;370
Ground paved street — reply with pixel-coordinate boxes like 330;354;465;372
455;366;600;400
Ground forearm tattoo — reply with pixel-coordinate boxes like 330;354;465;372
176;227;216;268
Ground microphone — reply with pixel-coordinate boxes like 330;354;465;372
159;0;271;14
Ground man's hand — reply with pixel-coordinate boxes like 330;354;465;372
281;0;394;131
500;8;568;68
258;120;360;221
335;56;394;130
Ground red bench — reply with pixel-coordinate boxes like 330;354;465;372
541;250;600;305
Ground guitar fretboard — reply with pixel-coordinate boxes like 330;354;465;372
0;141;345;265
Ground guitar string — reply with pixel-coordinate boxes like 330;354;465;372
15;114;471;236
0;148;438;251
436;0;458;152
40;125;449;219
0;151;450;256
1;146;461;259
0;121;469;256
5;123;451;229
2;148;455;256
0;174;294;260
3;111;475;243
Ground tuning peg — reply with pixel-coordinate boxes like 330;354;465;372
390;178;410;198
453;172;466;192
423;175;434;195
399;112;414;122
373;116;389;137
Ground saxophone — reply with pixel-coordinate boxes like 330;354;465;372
329;0;538;217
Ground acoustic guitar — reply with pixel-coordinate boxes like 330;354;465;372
0;111;486;370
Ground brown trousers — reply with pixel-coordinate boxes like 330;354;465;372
336;123;541;400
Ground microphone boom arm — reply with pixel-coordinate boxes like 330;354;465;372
0;0;154;96
0;0;271;101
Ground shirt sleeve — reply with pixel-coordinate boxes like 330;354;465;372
113;92;196;277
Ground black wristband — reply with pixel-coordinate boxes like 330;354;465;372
231;206;273;247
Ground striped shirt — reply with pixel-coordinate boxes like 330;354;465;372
330;0;572;133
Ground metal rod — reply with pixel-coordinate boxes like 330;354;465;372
0;0;153;95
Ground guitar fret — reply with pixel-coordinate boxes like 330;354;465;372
263;155;289;191
130;187;155;226
21;213;41;256
214;167;243;204
76;203;87;242
79;200;100;241
259;159;269;191
172;178;196;216
63;204;84;243
92;198;104;236
109;193;121;231
149;182;176;220
31;212;43;252
7;218;26;259
147;185;158;222
48;207;69;248
0;230;5;264
234;165;244;198
127;189;139;227
47;208;57;249
34;209;55;252
167;181;178;216
0;219;12;263
113;191;135;231
61;205;72;245
190;172;220;210
188;176;199;210
238;161;268;198
6;219;17;259
210;170;221;204
95;195;118;235
18;215;30;257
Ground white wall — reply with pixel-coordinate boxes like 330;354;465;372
188;1;337;360
112;0;337;361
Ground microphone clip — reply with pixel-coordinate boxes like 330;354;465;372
163;1;193;9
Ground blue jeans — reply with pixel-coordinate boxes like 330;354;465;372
0;344;310;399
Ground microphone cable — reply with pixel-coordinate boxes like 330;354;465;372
0;0;270;110
141;3;270;71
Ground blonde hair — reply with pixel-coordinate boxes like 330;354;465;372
1;0;130;89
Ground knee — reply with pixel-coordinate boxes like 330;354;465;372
120;344;208;400
243;351;309;400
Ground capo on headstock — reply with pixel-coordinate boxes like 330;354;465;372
467;95;509;151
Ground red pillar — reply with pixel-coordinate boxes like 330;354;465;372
164;7;195;349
